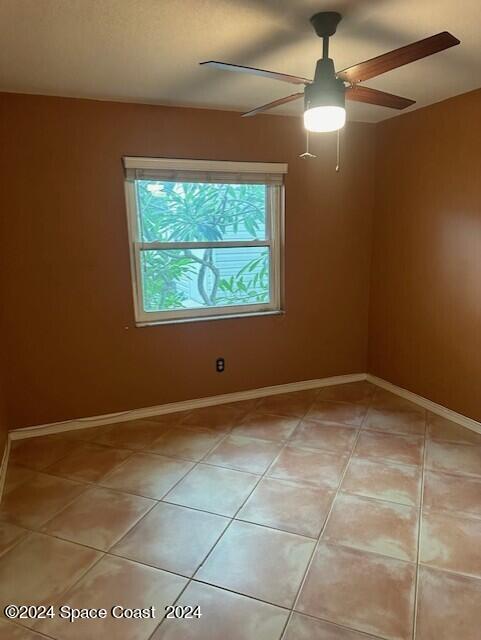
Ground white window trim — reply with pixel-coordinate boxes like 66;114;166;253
123;157;286;326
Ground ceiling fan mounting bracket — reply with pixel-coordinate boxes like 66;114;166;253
310;12;342;39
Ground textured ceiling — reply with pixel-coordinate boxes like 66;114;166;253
0;0;480;123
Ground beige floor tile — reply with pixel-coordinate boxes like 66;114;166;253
204;435;282;474
323;493;418;561
42;486;154;550
0;472;86;529
314;381;376;406
425;440;481;478
363;407;425;436
238;477;334;538
196;520;315;608
305;400;367;427
268;445;347;488
147;427;223;461
112;502;229;576
179;405;246;431
93;419;170;450
0;619;50;639
231;412;300;441
255;390;318;418
9;437;75;471
342;458;421;506
415;566;481;640
99;453;193;499
296;543;416;640
370;389;423;414
0;521;28;557
46;442;132;482
427;414;481;445
423;470;481;518
290;420;357;455
420;510;481;578
0;532;100;610
164;464;258;517
145;410;191;426
152;581;289;640
220;398;259;413
284;613;380;639
37;555;187;640
354;431;424;466
62;425;113;442
2;465;36;495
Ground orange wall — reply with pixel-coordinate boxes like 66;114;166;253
0;93;375;428
369;88;481;421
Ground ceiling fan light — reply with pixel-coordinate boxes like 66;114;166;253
304;105;346;132
303;59;346;133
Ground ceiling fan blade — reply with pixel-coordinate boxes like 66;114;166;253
346;85;415;110
338;32;460;83
241;92;304;117
200;61;311;85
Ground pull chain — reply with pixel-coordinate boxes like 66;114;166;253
299;129;317;159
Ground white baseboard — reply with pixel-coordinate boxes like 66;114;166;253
366;374;481;436
9;373;366;440
0;437;11;503
8;372;481;442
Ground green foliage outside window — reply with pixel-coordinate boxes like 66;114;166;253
137;181;270;311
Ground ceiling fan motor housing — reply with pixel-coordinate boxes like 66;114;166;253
304;58;346;112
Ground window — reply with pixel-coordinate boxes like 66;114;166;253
123;158;286;325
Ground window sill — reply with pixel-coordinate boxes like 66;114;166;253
135;309;285;327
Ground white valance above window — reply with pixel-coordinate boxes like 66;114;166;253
123;157;288;185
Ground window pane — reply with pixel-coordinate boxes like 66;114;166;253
141;247;270;312
136;181;267;242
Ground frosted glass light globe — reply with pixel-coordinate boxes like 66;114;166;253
304;105;346;132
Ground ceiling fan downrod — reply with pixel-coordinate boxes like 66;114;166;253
304;12;346;133
310;11;342;60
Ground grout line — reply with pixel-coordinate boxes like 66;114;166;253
0;425;236;566
2;481;93;538
7;619;59;640
286;610;389;640
412;412;428;640
0;521;111;558
415;562;481;583
305;539;417;566
361;425;426;439
420;504;481;523
6;445;480;578
171;579;292;613
0;526;30;560
146;395;322;639
5;427;234;638
88;428;240;555
339;487;419;509
11;550;108;636
278;401;373;639
0;436;12;505
5;389;480;639
334;488;419;511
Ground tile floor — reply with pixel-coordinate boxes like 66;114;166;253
0;382;480;639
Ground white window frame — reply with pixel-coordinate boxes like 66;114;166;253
123;157;286;326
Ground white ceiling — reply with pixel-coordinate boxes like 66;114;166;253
0;0;480;123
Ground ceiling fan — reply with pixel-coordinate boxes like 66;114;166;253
200;11;460;132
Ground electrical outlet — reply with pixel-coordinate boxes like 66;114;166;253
216;357;225;373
